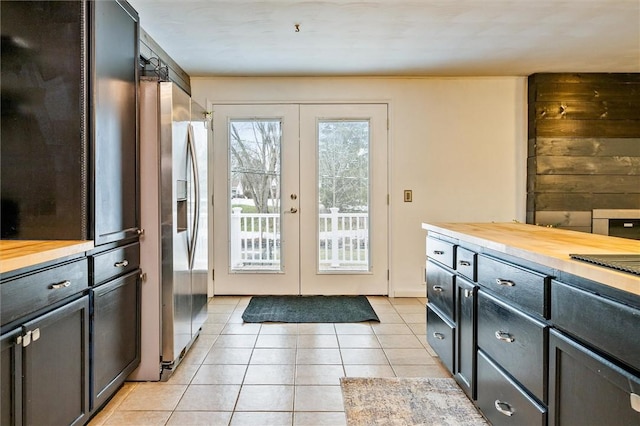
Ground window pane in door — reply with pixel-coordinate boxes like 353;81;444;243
317;120;370;272
228;119;282;271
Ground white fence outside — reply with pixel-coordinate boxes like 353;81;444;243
230;207;369;271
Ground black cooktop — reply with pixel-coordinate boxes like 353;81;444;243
570;254;640;276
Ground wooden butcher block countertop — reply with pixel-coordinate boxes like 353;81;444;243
421;222;640;296
0;240;94;274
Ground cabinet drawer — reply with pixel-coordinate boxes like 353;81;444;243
426;236;455;269
548;329;640;426
456;247;477;281
426;260;455;320
477;350;547;426
427;305;455;374
1;258;88;325
477;255;549;318
92;242;140;286
551;280;640;371
478;291;547;402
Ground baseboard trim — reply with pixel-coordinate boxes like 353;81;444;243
391;290;425;298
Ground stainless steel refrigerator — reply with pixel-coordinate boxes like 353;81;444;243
129;78;208;381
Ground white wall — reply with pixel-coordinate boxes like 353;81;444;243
192;76;528;297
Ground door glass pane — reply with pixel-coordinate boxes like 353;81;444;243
317;120;370;272
228;119;282;271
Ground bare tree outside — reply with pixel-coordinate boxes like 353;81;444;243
227;116;372;271
229;120;281;213
318;120;369;213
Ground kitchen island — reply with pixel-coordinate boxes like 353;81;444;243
422;222;639;426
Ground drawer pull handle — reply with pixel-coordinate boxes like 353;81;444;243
494;400;514;417
51;280;71;289
464;288;473;298
433;250;445;255
495;331;515;343
433;332;445;340
496;278;515;287
22;331;32;347
631;393;640;413
459;260;471;266
432;285;444;293
114;260;129;268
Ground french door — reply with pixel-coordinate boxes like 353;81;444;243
212;104;388;295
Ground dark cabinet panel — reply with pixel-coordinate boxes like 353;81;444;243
548;329;640;426
426;236;456;269
478;291;548;403
1;328;22;426
1;258;88;326
551;280;640;371
456;246;477;281
91;241;140;286
23;296;90;426
92;270;140;410
477;255;549;318
91;0;140;245
0;0;87;240
455;277;477;399
477;350;547;426
426;260;455;320
426;305;455;374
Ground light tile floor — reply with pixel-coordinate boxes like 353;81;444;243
89;296;450;426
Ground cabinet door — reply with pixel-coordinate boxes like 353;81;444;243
1;328;22;426
92;0;140;245
92;270;141;410
0;0;87;240
22;296;90;426
549;329;640;426
455;278;477;399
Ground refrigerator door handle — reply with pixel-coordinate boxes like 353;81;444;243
187;124;200;270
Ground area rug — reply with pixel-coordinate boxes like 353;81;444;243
340;377;488;426
241;295;380;323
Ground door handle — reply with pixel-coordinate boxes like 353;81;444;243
287;207;298;214
187;124;200;269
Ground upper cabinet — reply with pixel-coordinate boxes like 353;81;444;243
91;0;140;245
0;0;140;246
1;1;87;240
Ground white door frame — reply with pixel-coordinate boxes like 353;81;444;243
299;104;388;295
211;103;389;296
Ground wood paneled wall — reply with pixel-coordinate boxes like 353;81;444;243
527;73;640;233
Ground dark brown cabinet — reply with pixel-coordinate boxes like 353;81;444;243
1;296;90;426
477;290;548;403
1;328;22;426
426;239;458;376
455;277;477;399
1;0;87;240
1;0;141;424
426;238;479;398
91;0;140;245
548;329;640;426
477;350;547;426
425;228;640;425
1;0;140;244
91;270;140;410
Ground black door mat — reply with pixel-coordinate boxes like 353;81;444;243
241;295;380;323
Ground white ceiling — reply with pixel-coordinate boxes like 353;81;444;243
128;0;640;77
